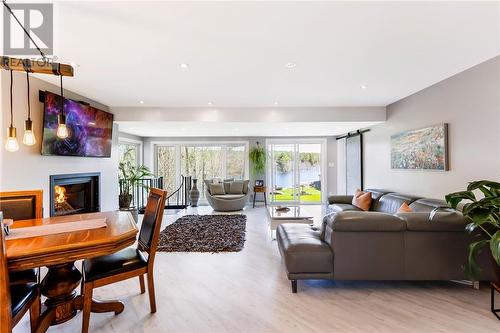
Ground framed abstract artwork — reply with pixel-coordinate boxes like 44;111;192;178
391;124;448;171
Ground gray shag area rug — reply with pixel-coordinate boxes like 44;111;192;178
157;214;247;253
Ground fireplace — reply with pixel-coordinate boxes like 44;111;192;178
49;173;100;217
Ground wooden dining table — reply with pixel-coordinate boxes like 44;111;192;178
6;211;138;333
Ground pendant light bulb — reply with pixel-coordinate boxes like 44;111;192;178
5;126;19;152
22;119;36;145
23;71;36;146
56;114;69;139
56;72;69;139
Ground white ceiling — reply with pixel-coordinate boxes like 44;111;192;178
116;121;382;137
35;1;500;108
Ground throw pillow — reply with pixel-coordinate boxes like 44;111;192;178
242;180;250;194
204;179;212;194
210;183;226;195
223;181;232;194
398;202;413;213
352;189;372;211
229;181;244;194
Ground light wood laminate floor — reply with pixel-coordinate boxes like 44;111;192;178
15;205;499;332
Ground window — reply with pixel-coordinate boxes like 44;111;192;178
156;146;177;195
154;142;249;201
118;139;142;166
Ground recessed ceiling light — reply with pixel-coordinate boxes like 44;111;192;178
180;63;189;70
360;85;368;90
285;62;297;69
139;100;144;104
273;101;279;105
207;102;213;106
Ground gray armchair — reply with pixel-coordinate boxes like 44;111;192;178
204;179;250;211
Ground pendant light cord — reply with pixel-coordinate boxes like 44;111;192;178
26;71;31;120
60;66;64;116
9;70;13;127
2;0;47;60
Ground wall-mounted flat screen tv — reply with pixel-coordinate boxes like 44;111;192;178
41;91;113;157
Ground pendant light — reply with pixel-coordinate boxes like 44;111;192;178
22;71;36;145
5;70;19;152
56;69;69;139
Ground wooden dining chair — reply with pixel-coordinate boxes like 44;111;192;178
81;188;167;333
1;212;41;333
0;190;43;286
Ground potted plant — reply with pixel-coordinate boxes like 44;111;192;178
118;148;153;209
445;180;500;281
249;142;266;176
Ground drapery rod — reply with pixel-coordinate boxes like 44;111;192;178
336;129;370;140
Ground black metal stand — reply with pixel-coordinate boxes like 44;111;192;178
491;282;500;320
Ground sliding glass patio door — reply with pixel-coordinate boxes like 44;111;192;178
267;139;326;204
154;141;249;202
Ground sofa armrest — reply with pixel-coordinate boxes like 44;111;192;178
323;211;406;232
396;211;466;232
327;195;353;205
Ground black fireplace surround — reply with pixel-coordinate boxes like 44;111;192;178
49;172;100;217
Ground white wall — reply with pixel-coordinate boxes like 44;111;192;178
363;56;500;199
0;71;119;216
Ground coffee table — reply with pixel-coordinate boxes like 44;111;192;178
267;205;314;239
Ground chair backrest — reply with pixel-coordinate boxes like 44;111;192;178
137;188;167;260
0;212;13;332
0;190;43;221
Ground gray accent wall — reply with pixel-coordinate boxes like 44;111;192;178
363;56;500;199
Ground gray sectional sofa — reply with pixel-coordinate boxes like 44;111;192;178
277;189;495;293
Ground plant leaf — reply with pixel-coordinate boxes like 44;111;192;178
464;240;489;280
467;180;500;192
490;230;500;266
445;191;476;209
465;222;477;233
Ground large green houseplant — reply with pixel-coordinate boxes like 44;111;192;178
445;180;500;280
118;148;153;209
249;142;266;176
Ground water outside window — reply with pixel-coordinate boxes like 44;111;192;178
269;141;323;204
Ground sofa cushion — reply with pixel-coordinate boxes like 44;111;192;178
329;203;362;213
372;193;421;214
409;198;449;212
352;189;372;211
210;183;226;195
396;211;466;231
276;223;333;274
213;194;246;200
324;211;407;232
365;189;392;210
229;181;244;194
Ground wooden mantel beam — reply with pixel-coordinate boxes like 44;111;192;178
0;56;74;77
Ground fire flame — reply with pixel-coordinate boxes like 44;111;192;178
54;185;67;204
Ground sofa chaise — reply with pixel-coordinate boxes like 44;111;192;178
277;189;495;293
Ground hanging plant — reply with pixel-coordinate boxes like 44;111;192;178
249;142;266;176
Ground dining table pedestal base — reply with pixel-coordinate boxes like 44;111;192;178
33;261;125;333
